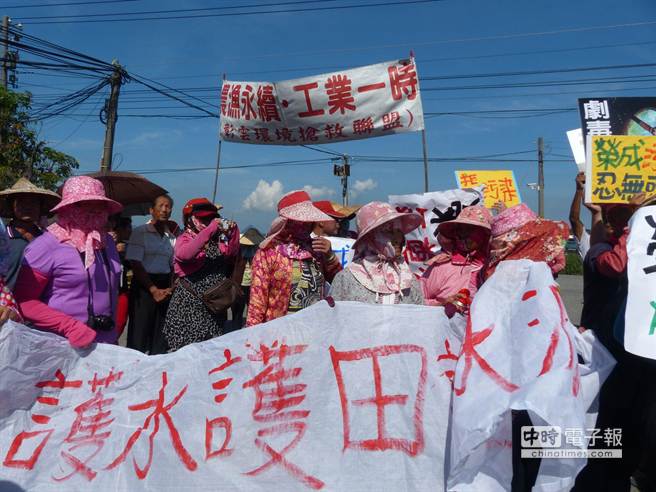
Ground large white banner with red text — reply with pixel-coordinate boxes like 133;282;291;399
0;262;613;491
389;187;484;277
0;303;455;491
219;59;425;145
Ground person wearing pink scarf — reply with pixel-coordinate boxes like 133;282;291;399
330;201;423;305
421;205;493;316
14;176;123;348
246;190;342;326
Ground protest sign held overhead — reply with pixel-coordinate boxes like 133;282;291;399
219;59;425;145
389;187;484;276
624;205;656;360
578;97;656;140
567;128;586;173
584;135;656;203
455;170;521;209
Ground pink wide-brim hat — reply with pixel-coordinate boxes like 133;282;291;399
491;203;537;237
51;176;123;215
438;205;493;235
352;201;422;249
278;190;332;223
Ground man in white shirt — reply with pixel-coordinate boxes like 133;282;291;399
569;172;603;260
125;194;179;354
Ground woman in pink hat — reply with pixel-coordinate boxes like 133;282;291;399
330;201;424;305
246;190;343;326
421;205;493;316
14;176;123;348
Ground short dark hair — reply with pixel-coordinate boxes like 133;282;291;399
151;194;173;208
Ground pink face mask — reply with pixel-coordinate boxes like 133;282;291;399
48;206;109;269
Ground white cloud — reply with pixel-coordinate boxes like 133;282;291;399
350;178;378;197
303;185;335;198
243;179;284;211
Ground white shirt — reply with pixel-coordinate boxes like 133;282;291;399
578;229;591;260
125;222;177;274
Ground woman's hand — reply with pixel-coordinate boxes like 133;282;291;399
312;237;332;256
0;306;19;327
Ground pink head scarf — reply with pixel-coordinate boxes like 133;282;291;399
347;226;414;295
49;207;108;269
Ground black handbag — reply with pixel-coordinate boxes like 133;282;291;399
179;277;242;315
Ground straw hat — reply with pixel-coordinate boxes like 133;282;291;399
0;177;61;217
240;227;265;246
352;201;421;249
51;176;122;215
330;202;362;219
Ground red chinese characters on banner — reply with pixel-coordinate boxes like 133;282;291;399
293;82;325;118
242;341;324;490
325;74;356;115
522;287;580;396
206;349;242;460
257;85;281;122
240;84;257;121
106;371;197;480
53;369;123;482
453;314;519;397
388;63;418;101
3;369;82;471
329;345;427;457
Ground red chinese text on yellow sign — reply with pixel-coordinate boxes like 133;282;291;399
455;170;521;209
585;135;656;204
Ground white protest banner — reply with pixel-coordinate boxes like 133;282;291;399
219;59;424;145
326;236;356;268
567;128;586;173
389;187;484;276
625;205;656;359
447;260;615;492
0;303;456;491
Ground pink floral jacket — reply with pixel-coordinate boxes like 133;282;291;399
245;247;341;327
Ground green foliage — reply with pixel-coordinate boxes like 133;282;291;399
562;252;583;276
0;87;78;191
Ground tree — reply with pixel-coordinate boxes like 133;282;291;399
0;87;78;191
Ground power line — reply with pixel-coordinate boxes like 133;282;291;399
4;0;141;8
221;19;656;61
18;0;342;20
21;0;441;24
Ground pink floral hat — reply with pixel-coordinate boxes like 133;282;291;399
352;201;422;249
438;205;493;236
491;203;537;237
278;190;332;223
51;176;122;215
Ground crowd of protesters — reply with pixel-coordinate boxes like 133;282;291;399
0;171;655;490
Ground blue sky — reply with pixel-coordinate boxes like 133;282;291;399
7;0;656;231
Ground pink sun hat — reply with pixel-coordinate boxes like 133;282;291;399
51;176;123;215
259;191;332;249
491;203;537;237
352;201;422;249
438;205;493;236
278;190;332;223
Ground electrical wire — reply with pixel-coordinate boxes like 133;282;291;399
21;0;441;24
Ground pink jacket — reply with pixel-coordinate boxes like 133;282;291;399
174;221;240;277
421;257;484;306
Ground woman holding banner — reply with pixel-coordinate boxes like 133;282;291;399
246;190;342;326
421;205;492;316
330;201;424;305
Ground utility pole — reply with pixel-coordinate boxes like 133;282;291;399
333;155;350;207
421;129;429;193
538;137;545;218
1;16;9;90
100;61;123;172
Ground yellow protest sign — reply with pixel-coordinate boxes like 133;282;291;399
455;170;521;208
585;135;656;204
